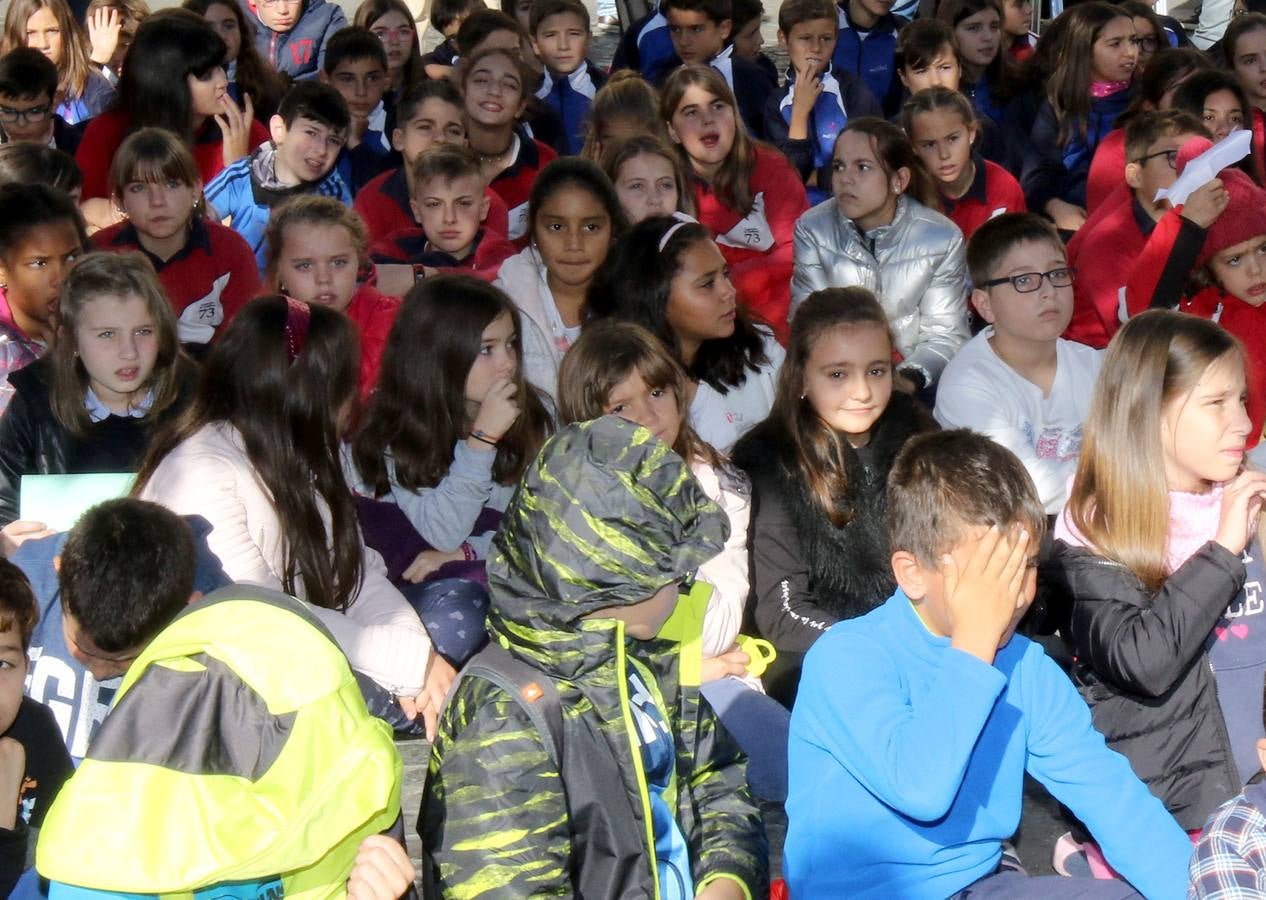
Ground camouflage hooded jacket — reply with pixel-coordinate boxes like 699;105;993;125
419;416;769;899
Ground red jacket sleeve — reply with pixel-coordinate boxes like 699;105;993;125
484;188;509;237
1085;129;1126;217
216;224;263;327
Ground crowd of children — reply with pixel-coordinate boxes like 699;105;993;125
8;0;1266;893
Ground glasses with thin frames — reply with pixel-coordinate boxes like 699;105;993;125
979;267;1077;293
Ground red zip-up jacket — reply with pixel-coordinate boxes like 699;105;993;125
693;144;808;341
354;165;510;244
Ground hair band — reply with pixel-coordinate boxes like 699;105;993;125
657;213;699;253
283;297;311;365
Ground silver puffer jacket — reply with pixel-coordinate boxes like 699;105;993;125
791;195;969;384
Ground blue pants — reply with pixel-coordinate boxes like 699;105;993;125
358;577;490;734
401;577;490;667
700;677;791;803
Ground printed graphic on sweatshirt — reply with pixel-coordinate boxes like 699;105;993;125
715;192;774;252
26;645;119;761
1207;546;1266;784
1022;421;1083;462
177;272;231;345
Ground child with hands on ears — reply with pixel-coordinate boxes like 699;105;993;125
1054;310;1266;850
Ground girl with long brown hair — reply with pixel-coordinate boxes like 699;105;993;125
134;295;454;738
353;0;424;100
660;65;808;338
732;286;936;706
1021;1;1138;232
1054;310;1266;843
1;0;114;124
0;252;194;528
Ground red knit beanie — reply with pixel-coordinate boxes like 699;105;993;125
1177;136;1266;268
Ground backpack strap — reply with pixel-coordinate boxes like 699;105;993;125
453;642;564;767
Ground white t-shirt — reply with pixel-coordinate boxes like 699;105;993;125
934;330;1102;514
689;331;785;453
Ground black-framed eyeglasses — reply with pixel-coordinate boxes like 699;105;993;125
980;267;1077;293
1131;35;1159;51
0;103;50;125
1132;148;1179;170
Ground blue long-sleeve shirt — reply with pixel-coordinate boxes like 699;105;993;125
785;590;1193;900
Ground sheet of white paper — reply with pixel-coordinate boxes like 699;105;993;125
19;472;135;532
1155;129;1252;206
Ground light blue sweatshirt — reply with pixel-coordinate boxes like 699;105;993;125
785;590;1193;900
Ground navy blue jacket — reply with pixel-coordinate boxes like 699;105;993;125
536;61;608;156
244;0;346;81
764;68;881;193
1021;89;1133;213
611;8;678;84
831;3;906;118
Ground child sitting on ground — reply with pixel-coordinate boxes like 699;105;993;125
0;48;80;154
320;27;393;194
0;559;71;897
785;428;1193;898
30;498;412;898
764;0;881;204
243;0;345;81
936;213;1100;515
1069;110;1213;348
369;146;516;282
420;415;767;898
531;0;607;156
0;183;88;415
204;80;351;271
657;0;773;139
355;79;510;245
1189;672;1266;895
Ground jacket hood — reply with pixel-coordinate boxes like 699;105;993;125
487;416;728;643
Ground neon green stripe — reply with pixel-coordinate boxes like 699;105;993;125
616;622;661;900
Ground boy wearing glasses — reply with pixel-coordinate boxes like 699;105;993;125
1066;109;1212;348
245;0;346;81
0;48;80;154
934;213;1100;515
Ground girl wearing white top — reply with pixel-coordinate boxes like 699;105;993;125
134;295;454;738
588;215;783;452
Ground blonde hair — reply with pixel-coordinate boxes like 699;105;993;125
580;70;667;161
108;127;202;206
50;252;190;436
263;195;368;292
1068;310;1246;591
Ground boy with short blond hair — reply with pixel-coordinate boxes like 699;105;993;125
935;213;1101;514
786;429;1193;899
531;0;606;155
369;145;516;280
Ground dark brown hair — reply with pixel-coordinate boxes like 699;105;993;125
839;117;941;211
352;275;552;494
773;287;895;525
134;296;364;611
0;558;36;650
966;211;1062;286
